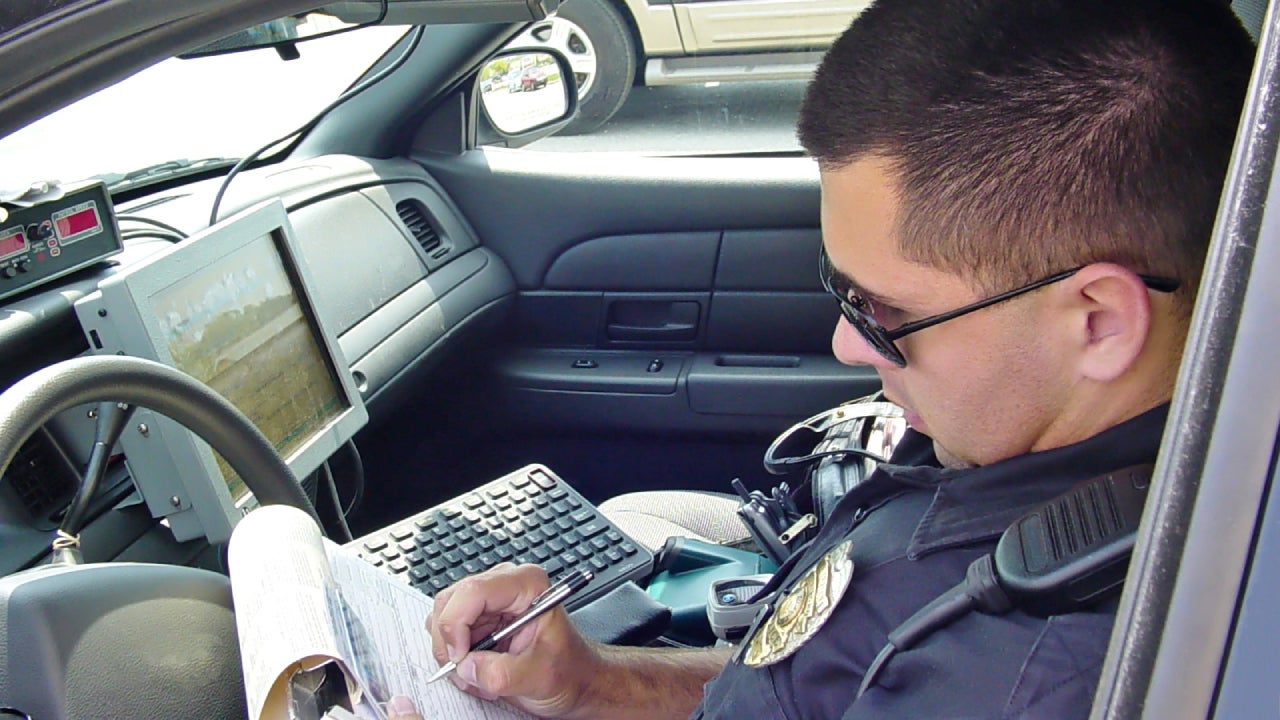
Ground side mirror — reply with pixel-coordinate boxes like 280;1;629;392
477;48;578;147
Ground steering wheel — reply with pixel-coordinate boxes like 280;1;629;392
0;355;320;720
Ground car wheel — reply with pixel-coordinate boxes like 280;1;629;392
521;0;636;134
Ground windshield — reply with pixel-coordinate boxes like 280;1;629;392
0;24;407;193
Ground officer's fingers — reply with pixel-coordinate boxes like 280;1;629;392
386;695;424;720
429;563;552;663
449;608;596;718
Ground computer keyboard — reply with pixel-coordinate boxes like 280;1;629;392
347;464;655;611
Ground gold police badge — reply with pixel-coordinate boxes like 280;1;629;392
742;539;855;667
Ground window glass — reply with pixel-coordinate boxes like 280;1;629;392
492;0;866;154
0;24;406;191
531;81;807;154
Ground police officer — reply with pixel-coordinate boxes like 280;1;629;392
408;0;1257;717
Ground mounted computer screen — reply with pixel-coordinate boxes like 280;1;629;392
75;199;367;543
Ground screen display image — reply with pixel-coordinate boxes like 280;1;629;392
151;232;345;502
75;199;367;543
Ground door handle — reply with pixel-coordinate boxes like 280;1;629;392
605;299;701;343
606;322;697;342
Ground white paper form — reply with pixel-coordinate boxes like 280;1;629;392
228;504;351;720
326;542;537;720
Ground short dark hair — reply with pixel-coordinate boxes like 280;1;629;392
798;0;1255;306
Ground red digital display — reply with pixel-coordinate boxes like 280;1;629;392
53;204;101;242
0;230;26;260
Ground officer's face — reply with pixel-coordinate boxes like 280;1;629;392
821;157;1075;468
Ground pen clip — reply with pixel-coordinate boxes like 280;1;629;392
529;568;587;609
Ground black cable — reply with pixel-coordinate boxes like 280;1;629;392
117;214;188;239
121;229;184;243
341;439;365;517
208;0;417;226
322;460;354;543
856;554;1011;698
765;446;887;475
55;403;137;564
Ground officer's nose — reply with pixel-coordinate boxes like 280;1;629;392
832;316;899;370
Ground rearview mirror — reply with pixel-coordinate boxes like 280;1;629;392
181;13;361;59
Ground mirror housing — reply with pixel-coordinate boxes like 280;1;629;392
476;47;578;148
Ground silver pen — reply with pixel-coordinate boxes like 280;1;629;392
427;568;594;684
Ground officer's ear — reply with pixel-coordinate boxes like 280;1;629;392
1062;263;1154;383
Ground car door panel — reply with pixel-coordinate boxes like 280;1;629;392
674;0;870;53
410;149;876;499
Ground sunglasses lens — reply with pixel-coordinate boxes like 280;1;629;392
822;248;907;367
854;317;907;367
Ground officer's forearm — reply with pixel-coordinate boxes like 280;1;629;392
567;644;731;720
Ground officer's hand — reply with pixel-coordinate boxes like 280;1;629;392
428;563;599;718
386;695;423;720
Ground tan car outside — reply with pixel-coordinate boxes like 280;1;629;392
515;0;871;133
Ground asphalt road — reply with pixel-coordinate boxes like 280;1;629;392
532;79;809;154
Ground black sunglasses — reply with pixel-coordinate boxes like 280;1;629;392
819;247;1181;368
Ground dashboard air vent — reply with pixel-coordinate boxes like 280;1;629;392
4;429;78;526
396;200;442;255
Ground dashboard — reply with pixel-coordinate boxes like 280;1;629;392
0;154;516;574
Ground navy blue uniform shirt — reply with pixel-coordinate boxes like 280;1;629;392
691;405;1167;720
